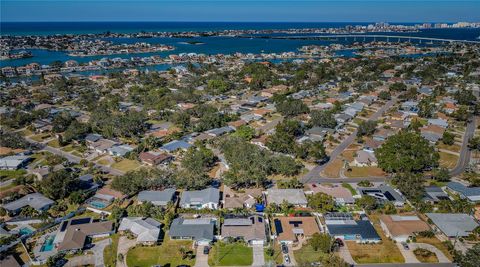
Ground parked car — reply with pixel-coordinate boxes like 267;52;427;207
401;242;409;250
203;246;210;254
281;244;288;254
335;238;344;247
284;255;290;264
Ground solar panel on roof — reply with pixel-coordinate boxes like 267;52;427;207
70;217;91;225
274;219;283;235
383;191;395;201
60;221;68;232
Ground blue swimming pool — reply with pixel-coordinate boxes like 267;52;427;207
40;236;55;252
89;200;108;209
19;227;34;236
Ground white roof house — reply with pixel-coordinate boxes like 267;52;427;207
266;189;308;207
118;217;162;244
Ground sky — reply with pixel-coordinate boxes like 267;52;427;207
1;0;480;23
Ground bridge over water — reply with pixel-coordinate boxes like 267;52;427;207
245;34;480;44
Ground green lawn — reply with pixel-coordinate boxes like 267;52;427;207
47;139;61;148
111;159;140;172
103;234;119;267
30;133;51;142
0;169;26;181
127;238;195;267
293;244;327;265
264;244;283;265
208;242;253;266
342;182;357;195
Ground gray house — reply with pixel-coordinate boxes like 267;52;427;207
2;193;54;215
266;189;308;207
358;185;405;207
426;213;479;237
169;217;215;245
446;182;480;202
138;188;176;206
179;187;220;210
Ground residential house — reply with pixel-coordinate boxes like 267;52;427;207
179;187;220;210
420;124;446;144
446;182;480;202
358;185;405;207
169;217;215;245
0;155;30;170
273;216;320;244
206;126;235;137
221;215;266;245
55;218;113;252
373;128;395;142
139;151;173;166
118;217;162;245
428;118;449;128
89;139;117;154
2;193;54;215
108;144;135;157
266;189;308;207
426;213;479;238
351;150;378;167
223;186;262;209
160;140;192;153
423;186;450;203
379;215;430;242
307;183;355;205
137;188;176;206
325;213;381;243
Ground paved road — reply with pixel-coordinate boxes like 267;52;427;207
25;136;125;176
450;116;477;176
339;242;355;265
194;245;209;267
65;254;95;267
301;97;398;184
251;244;265;267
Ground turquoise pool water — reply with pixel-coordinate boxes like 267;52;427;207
89;200;108;209
40;236;55;252
19;227;34;236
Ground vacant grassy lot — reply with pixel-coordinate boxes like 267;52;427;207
322;158;343;178
208;242;253;266
127;239;195;267
0;169;26;181
30;133;51;142
439;152;459;169
47;139;61;148
345;166;386;178
111;159;140;172
293;244;326;265
437;143;461;153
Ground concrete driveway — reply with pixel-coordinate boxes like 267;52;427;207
117;236;136;267
91;238;111;267
410;243;451;263
252;244;265;267
65;254;95;267
396;242;420;263
338;242;355;265
194;245;209;267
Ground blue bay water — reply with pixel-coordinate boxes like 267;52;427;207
1;22;479;68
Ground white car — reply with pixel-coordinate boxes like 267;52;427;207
284;254;290;264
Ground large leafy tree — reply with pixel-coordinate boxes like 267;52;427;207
375;130;439;173
392;172;425;201
307;192;335;212
310;110;337;129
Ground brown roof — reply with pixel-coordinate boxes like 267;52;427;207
380;215;430;237
421;125;446;135
221;216;266;241
228;120;247;128
0;255;21;267
223;187;262;209
58;221;113;251
274;216;320;242
308;184;353;201
97;187;126;199
139;151;171;163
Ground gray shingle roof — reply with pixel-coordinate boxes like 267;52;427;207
2;193;54;212
169;217;215;241
179;187;219;206
266;189;307;206
138;189;176;206
426;213;479;237
447;182;480;201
